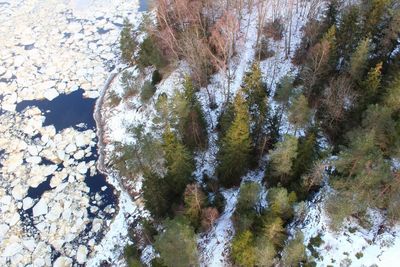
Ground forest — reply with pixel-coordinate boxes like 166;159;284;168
114;0;400;266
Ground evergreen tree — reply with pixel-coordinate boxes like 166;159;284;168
269;135;298;183
267;187;297;220
184;183;206;228
363;0;391;36
231;230;256;267
218;92;251;187
120;18;137;64
336;5;362;59
384;74;400;112
154;218;199;267
349;38;371;81
362;104;399;155
274;75;295;107
138;36;165;69
288;94;312;131
142;171;170;218
262;215;287;249
162;125;194;198
292;130;319;183
360;62;383;107
234;182;261;232
181;76;208;150
254;237;276;267
242;62;269;153
281;232;307;266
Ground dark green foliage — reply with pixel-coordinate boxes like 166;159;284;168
162;125;195;198
234;183;261;233
109;90;121;107
151;69;163;85
236;183;261;213
336;5;363;60
121;70;139;98
307;234;324;260
293;131;319;177
154;217;199;267
138;36;166;69
140;81;157;103
113;125;163;178
179;77;208;150
124;245;143;267
142;171;171;219
355;252;364;259
384;73;400;112
217;102;235;137
242;62;269;155
274;75;295;106
141;126;194;219
120;18;137;64
217;93;251;187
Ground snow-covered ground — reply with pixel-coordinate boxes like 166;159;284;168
294;187;400;267
0;0;142;265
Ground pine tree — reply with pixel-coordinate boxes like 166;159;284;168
267;187;296;220
234;182;261;232
274;75;295;107
181;76;208;150
142;171;170;218
242;62;269;152
236;182;261;212
154;218;199;267
292;130;319;182
162;125;194;199
262;215;287;250
363;0;391;36
120;18;137;64
361;62;382;107
362;104;399;155
231;230;256;267
384;74;400;112
281;231;307;266
184;183;206;228
337;5;362;59
218;92;251;187
138;36;165;69
349;38;371;81
269;135;298;183
254;237;276;267
288;94;312;131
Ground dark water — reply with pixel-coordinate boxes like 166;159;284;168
16;88;117;232
16;89;97;132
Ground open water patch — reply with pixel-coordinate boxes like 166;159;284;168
16;89;97;132
15;88;117;245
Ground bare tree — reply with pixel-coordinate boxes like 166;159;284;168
209;11;240;102
322;75;357;125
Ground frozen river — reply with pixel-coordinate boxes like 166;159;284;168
0;0;144;265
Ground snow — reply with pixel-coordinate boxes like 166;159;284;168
198;189;239;267
293;187;400;267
